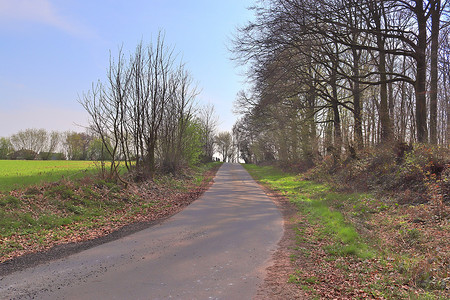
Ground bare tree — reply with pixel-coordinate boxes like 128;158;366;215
215;132;233;162
10;129;48;156
231;0;450;159
430;0;443;144
159;65;199;173
80;31;203;180
41;131;61;160
233;115;256;164
442;27;450;144
199;103;219;162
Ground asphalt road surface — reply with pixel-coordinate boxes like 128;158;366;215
0;163;283;300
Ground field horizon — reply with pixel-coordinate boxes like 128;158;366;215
0;160;100;192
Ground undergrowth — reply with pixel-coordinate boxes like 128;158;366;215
244;163;449;299
304;143;449;207
0;162;222;262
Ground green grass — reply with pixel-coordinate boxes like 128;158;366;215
0;160;101;192
243;164;449;299
0;162;222;260
0;179;124;237
243;163;374;259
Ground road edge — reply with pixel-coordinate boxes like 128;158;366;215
251;177;309;299
0;164;221;277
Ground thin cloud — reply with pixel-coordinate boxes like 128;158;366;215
0;0;95;38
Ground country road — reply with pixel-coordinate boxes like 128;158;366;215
0;163;284;300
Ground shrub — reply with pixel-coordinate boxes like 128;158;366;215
305;143;449;205
8;149;38;160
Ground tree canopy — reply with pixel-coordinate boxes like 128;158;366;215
231;0;450;165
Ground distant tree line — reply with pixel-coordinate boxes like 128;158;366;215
231;0;450;165
0;129;115;161
0;104;219;165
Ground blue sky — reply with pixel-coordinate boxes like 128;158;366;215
0;0;253;137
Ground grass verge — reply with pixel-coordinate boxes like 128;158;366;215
0;162;222;263
243;163;449;299
243;164;373;260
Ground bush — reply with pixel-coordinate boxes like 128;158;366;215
304;143;449;205
8;149;38;160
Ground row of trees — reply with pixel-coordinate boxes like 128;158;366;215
0;129;114;161
80;33;220;179
232;0;449;164
0;104;220;165
0;110;224;164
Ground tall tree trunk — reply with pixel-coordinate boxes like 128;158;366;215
368;0;392;142
307;77;318;160
352;48;363;148
277;124;288;162
375;15;392;142
291;119;299;161
324;109;333;155
445;64;450;144
415;0;429;143
331;62;342;158
387;56;395;123
399;56;409;142
400;81;407;142
430;0;440;144
147;134;157;178
447;89;450;145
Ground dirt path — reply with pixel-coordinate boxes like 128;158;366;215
0;163;284;300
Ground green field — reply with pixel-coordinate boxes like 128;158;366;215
0;160;100;192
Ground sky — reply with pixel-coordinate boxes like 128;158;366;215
0;0;254;137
